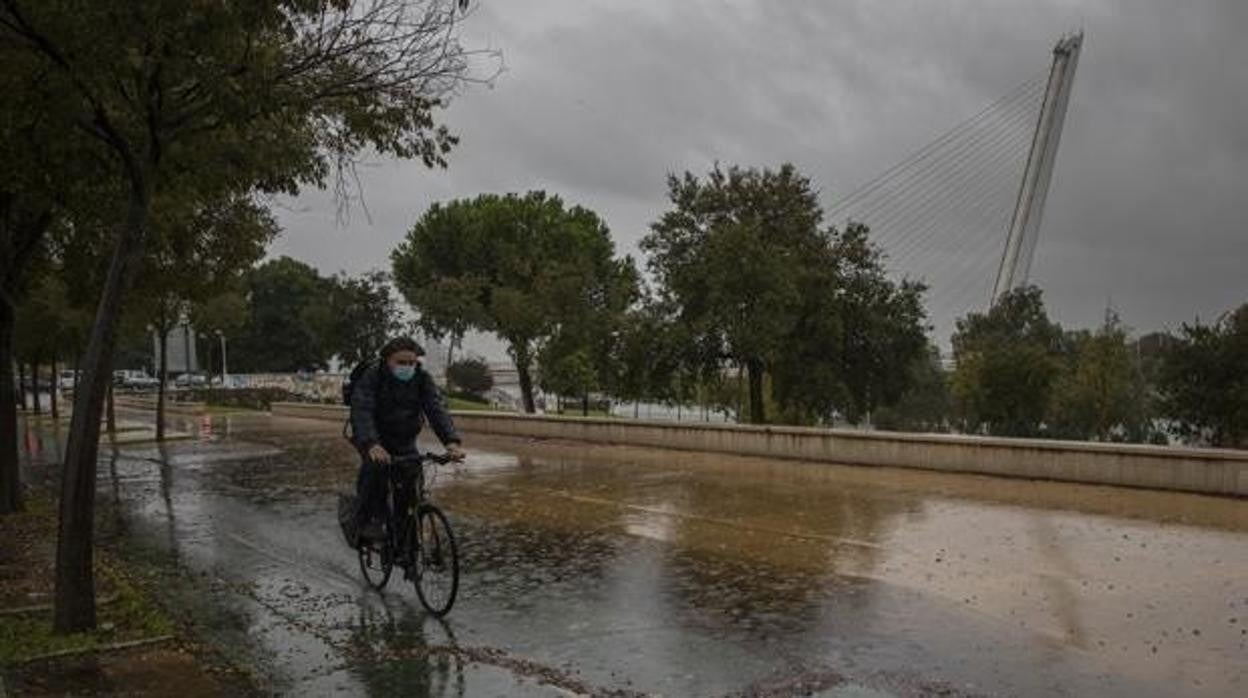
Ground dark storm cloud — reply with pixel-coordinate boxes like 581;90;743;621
273;0;1248;356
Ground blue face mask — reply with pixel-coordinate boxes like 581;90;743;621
391;365;416;382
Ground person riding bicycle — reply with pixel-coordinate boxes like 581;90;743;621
350;336;464;542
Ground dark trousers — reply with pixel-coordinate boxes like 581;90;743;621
355;457;387;525
354;449;415;525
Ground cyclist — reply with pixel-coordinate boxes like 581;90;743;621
350;336;465;542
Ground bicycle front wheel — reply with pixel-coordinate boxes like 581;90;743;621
409;504;459;616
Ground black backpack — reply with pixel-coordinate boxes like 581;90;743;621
341;359;429;443
341;359;379;443
341;359;379;406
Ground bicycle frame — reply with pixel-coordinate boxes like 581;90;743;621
381;452;451;563
357;450;461;614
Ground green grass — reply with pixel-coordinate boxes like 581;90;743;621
0;562;175;663
0;495;174;664
447;397;502;411
550;408;615;419
201;404;259;414
443;397;619;418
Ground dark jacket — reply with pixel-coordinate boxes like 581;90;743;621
349;362;460;454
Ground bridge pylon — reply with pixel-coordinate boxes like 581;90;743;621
991;32;1083;304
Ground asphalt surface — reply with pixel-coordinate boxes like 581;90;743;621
16;411;1248;697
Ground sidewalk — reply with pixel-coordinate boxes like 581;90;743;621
1;467;254;696
102;419;194;445
17;411;194;446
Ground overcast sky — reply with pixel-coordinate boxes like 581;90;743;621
272;0;1247;360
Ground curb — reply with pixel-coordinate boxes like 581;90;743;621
0;593;120;617
101;432;196;446
19;634;177;664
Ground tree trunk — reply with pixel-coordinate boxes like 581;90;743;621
17;361;27;411
582;393;589;417
55;176;152;634
31;359;41;415
445;336;455;391
746;358;766;425
50;356;59;421
181;324;191;376
205;339;215;387
736;365;745;424
634;401;639;419
156;328;168;441
0;296;23;514
106;384;116;436
512;343;536;414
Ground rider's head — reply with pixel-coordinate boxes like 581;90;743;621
379;336;424;382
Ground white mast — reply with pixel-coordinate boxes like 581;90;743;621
992;32;1083;303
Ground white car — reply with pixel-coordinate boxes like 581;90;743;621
114;370;159;390
174;373;209;388
58;370;82;390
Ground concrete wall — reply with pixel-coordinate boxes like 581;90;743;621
270;403;1248;497
115;396;207;416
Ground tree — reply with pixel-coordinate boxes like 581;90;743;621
189;287;250;382
644;165;930;426
14;271;66;415
613;301;689;411
873;345;951;433
327;270;403;368
0;150;50;516
138;196;277;438
1158;304;1248;448
539;346;596;413
643;164;829;424
538;255;639;413
1049;313;1152;441
768;222;929;425
393;192;628;413
14;268;94;418
831;224;929;424
232;257;338;373
2;0;485;632
951;286;1063;437
765;244;847;425
0;30;95;513
446;358;493;398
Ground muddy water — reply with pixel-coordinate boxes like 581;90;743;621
18;411;1246;697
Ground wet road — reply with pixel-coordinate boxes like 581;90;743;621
17;411;1248;697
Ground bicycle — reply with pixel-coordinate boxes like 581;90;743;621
356;451;461;617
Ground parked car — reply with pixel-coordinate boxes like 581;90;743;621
58;370;83;390
114;369;159;390
173;373;209;388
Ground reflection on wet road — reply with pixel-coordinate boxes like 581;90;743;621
19;412;1248;696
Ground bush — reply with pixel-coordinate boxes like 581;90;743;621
172;387;297;410
447;391;489;405
446;358;493;398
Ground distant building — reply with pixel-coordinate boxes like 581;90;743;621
484;360;532;411
152;323;199;374
487;360;520;389
419;336;448;385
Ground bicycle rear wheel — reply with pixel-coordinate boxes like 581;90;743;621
358;538;392;590
410;504;459;616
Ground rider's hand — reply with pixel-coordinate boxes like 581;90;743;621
368;444;392;464
445;443;466;462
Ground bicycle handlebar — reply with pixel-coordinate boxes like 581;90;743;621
390;451;460;466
